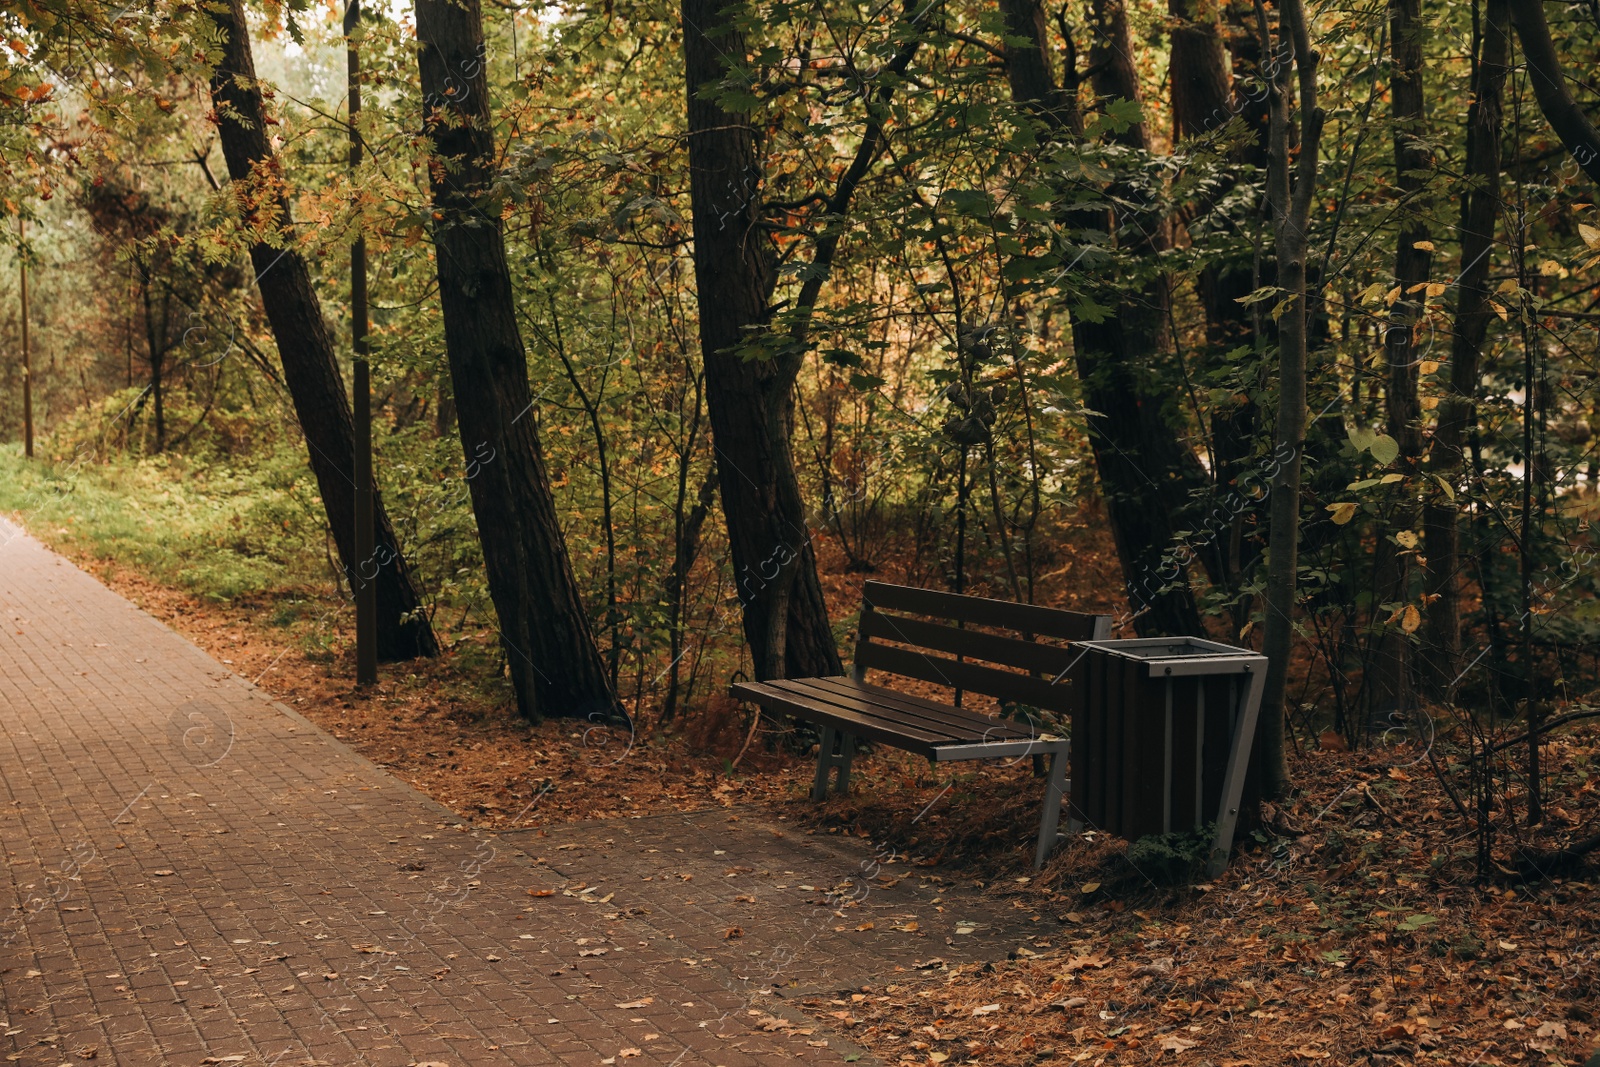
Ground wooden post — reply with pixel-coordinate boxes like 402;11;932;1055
20;217;33;460
347;0;377;685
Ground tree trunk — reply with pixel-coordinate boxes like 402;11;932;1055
995;0;1205;636
1507;0;1600;187
681;0;842;681
1422;0;1509;692
1256;0;1322;799
1179;0;1273;621
413;0;621;720
1078;0;1207;636
207;0;438;661
1370;0;1431;720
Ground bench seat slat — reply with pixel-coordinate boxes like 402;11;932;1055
730;681;947;758
761;678;983;743
864;581;1109;642
860;611;1081;676
800;677;1038;741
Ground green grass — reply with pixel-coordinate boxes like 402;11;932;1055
0;442;329;602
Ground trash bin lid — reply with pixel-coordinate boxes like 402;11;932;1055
1076;636;1266;677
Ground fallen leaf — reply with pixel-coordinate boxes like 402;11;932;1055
1065;952;1112;971
1160;1036;1198;1053
614;999;653;1009
972;1004;1002;1016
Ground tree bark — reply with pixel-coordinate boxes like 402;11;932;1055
1081;0;1207;637
1175;0;1269;620
993;0;1206;637
681;0;842;681
1256;0;1322;799
1507;0;1600;187
1423;0;1510;691
413;0;621;720
207;0;438;661
1370;0;1432;718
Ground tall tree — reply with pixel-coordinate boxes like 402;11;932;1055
997;0;1207;637
680;0;842;681
1256;0;1323;798
1370;0;1432;718
206;0;437;661
1508;0;1600;187
1423;0;1511;690
413;0;622;721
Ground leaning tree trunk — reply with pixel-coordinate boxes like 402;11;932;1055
1422;0;1510;692
1369;0;1431;721
681;0;842;681
413;0;621;721
1507;0;1600;187
1256;0;1321;800
207;0;437;661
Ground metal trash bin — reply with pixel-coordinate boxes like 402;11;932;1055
1069;637;1266;876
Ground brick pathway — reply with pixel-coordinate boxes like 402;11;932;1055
0;520;1041;1066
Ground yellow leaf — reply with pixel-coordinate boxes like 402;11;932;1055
1425;282;1448;298
1401;605;1422;633
1380;473;1404;484
1497;278;1520;293
1412;240;1436;251
1396;530;1419;548
1421;396;1439;411
1385;285;1402;307
1579;222;1600;249
1405;281;1429;294
1328;502;1358;525
1538;259;1563;277
1491;301;1508;321
1420;360;1440;375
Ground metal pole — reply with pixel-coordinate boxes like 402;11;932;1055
20;218;33;460
347;0;377;685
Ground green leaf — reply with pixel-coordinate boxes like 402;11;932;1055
849;372;887;391
1369;434;1400;466
938;189;994;218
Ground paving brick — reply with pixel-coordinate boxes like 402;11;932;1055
1;519;1043;1065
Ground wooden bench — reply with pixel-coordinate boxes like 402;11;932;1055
732;581;1112;868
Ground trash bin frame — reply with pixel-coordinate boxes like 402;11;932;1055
1069;637;1267;877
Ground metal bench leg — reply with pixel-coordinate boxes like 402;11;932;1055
834;733;856;795
812;725;837;801
1034;745;1069;869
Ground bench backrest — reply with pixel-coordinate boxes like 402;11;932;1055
852;581;1113;716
